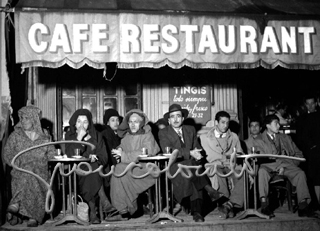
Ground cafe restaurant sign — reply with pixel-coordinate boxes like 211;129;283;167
15;11;320;70
169;85;211;125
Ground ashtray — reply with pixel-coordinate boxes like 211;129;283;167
72;155;83;159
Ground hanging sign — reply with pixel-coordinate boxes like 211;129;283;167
169;85;211;125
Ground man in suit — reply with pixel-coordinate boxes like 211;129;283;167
252;114;316;217
158;104;223;222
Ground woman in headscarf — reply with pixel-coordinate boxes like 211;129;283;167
110;109;160;219
64;109;116;224
101;108;121;175
4;105;56;227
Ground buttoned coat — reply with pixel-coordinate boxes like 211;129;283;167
158;125;202;202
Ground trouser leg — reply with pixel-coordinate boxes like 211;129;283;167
284;165;311;203
258;167;271;199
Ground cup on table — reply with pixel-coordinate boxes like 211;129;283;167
142;147;148;155
165;147;171;154
56;148;62;156
74;148;81;156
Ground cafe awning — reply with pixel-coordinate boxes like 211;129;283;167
13;0;320;70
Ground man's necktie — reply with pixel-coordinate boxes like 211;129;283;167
271;134;281;155
177;130;184;143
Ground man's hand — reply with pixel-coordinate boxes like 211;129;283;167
277;167;284;175
111;148;122;163
190;148;203;160
89;154;98;163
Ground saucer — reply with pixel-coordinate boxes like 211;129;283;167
139;154;148;158
54;156;63;159
163;153;171;156
72;155;83;159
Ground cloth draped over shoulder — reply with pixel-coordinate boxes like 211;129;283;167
64;108;109;202
4;105;56;223
110;109;159;214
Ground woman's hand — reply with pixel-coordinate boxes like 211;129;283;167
89;154;98;163
77;128;87;141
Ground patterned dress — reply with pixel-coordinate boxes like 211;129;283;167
4;106;56;223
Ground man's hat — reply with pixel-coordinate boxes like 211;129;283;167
163;104;189;121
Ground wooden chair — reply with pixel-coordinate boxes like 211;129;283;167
269;174;297;213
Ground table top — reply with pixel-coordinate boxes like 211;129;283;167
49;156;91;162
138;154;171;161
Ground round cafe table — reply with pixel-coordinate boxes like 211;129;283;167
138;154;183;224
49;157;91;226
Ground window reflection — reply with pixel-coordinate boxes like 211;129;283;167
104;98;117;111
124;84;137;95
82;97;97;123
125;98;138;113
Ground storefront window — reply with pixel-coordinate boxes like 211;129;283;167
125;98;138;113
103;98;117;110
62;87;76;129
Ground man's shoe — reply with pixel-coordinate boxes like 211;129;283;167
105;214;129;222
261;206;275;218
206;186;225;203
298;205;317;218
218;203;234;219
193;212;204;222
27;219;38;227
101;199;117;214
90;214;101;224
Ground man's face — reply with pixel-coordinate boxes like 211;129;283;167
169;111;184;129
266;119;280;134
249;121;261;136
129;116;141;133
108;116;119;131
215;116;230;133
305;98;317;113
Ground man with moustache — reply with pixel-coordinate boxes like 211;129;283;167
158;104;224;222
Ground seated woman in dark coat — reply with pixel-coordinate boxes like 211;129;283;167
101;109;122;180
64;109;116;224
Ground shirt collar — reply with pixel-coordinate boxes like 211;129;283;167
214;129;227;138
173;127;182;134
267;132;275;139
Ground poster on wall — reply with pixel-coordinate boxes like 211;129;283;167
169;85;211;125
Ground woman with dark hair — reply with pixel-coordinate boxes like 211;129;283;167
64;109;116;224
4;105;56;227
101;108;121;168
110;109;160;219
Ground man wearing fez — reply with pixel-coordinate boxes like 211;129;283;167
158;104;223;222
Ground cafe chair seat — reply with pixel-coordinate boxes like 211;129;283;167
269;174;297;213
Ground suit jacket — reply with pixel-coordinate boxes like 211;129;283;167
158;125;201;159
253;131;304;166
158;124;204;202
